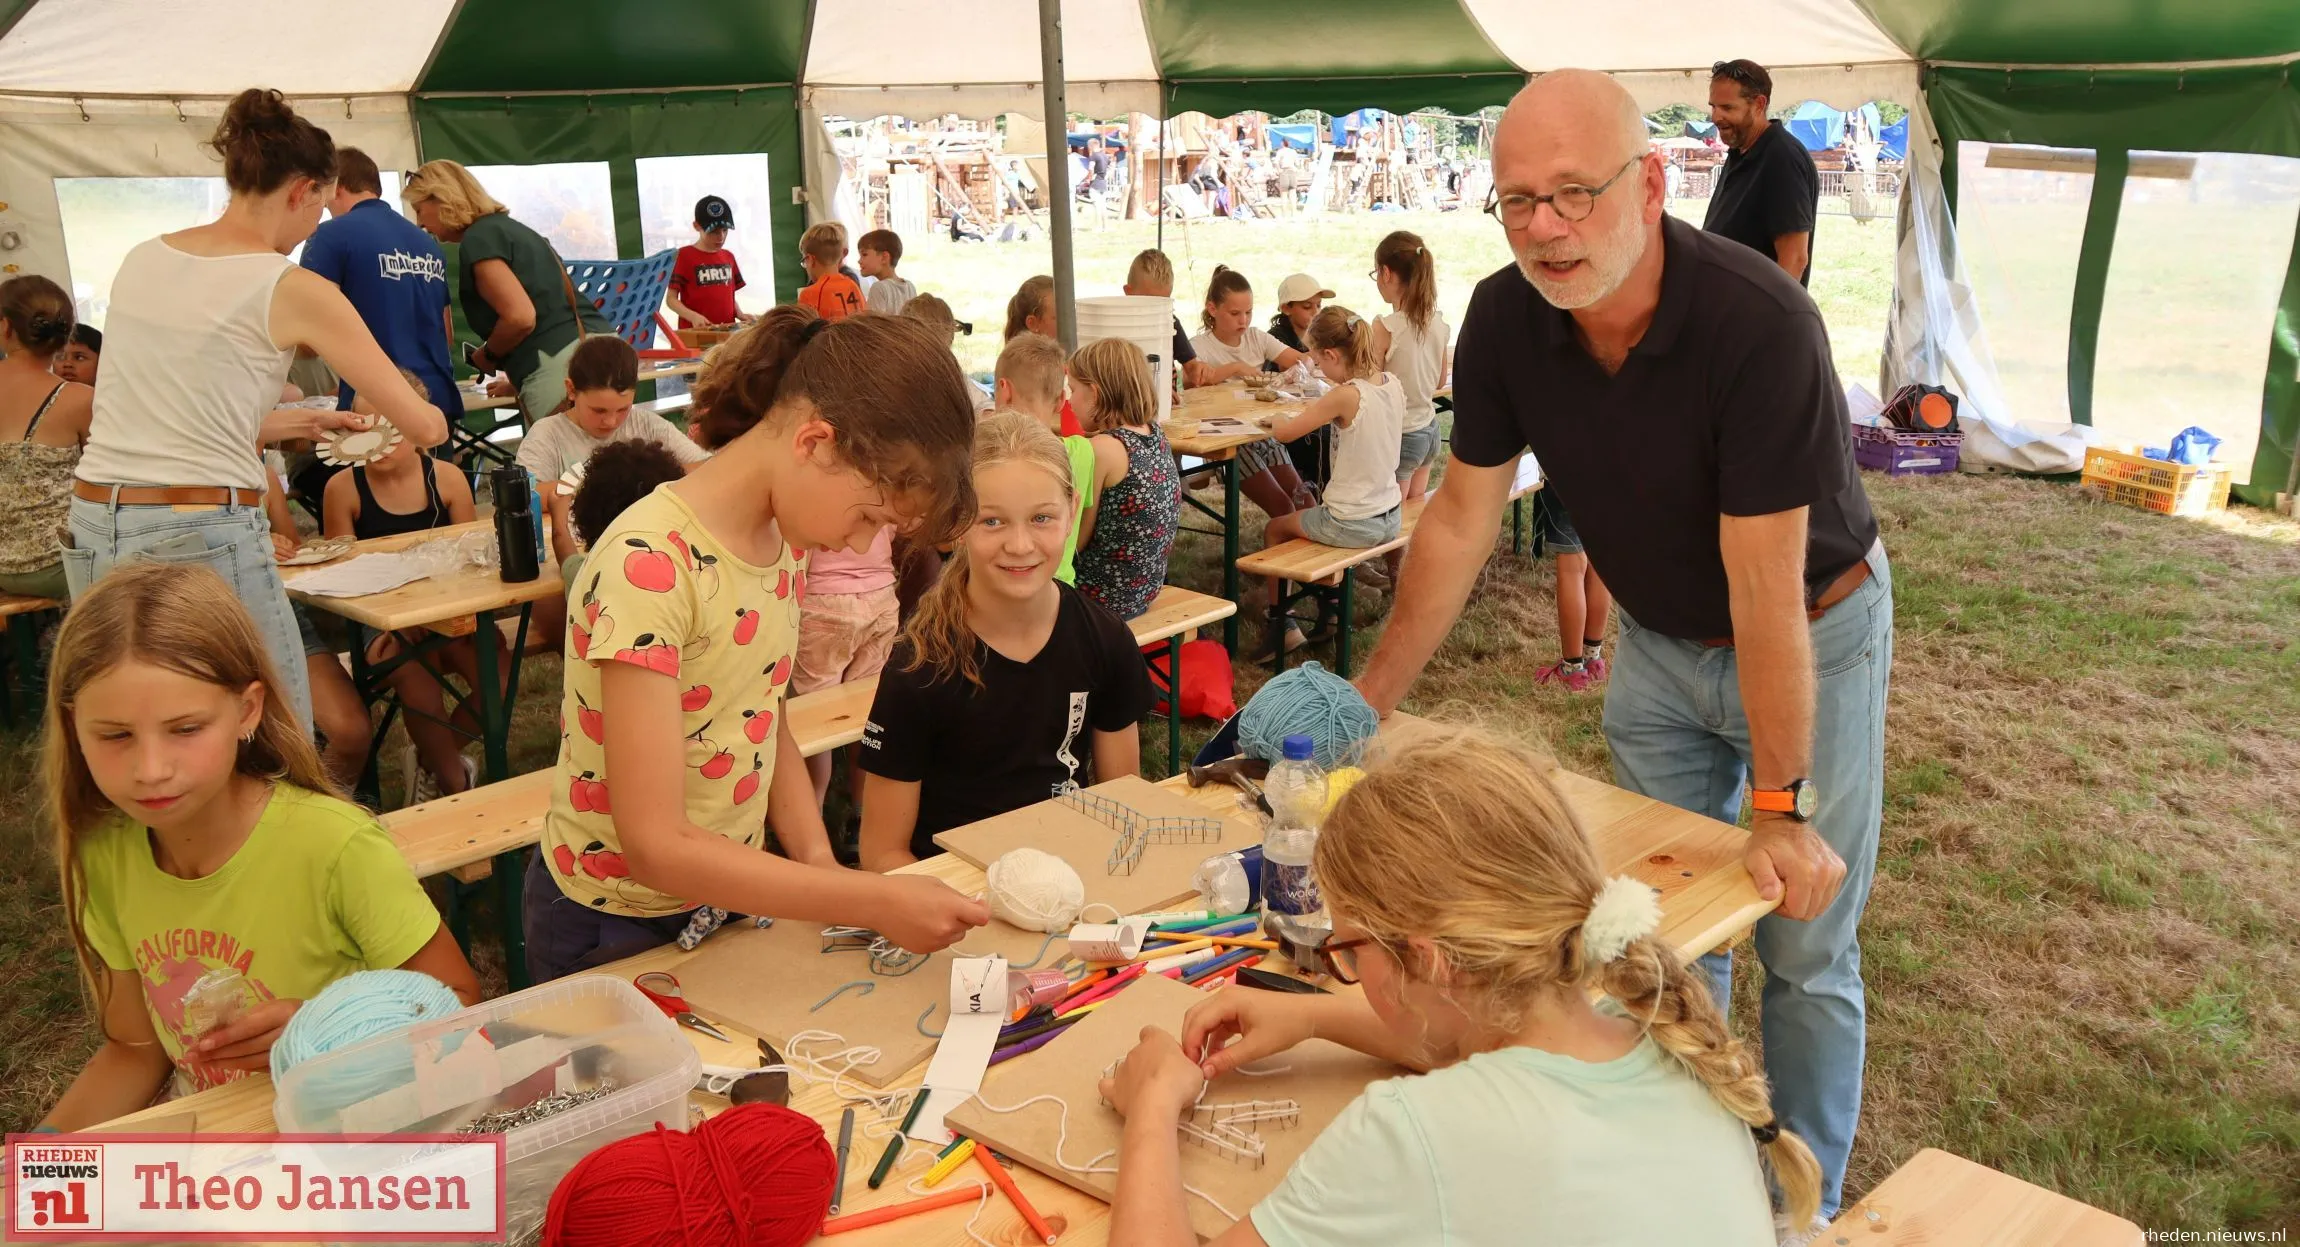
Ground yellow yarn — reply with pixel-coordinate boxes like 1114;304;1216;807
1322;766;1365;816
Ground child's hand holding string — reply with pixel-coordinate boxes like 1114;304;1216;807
184;998;303;1075
871;877;990;953
1181;989;1316;1078
1099;1027;1205;1121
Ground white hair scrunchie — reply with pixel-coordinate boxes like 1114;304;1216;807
1582;876;1662;965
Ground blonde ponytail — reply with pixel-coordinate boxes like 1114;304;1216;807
1317;726;1820;1228
898;412;1076;688
1594;939;1823;1227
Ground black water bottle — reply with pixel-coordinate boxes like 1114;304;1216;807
491;466;540;584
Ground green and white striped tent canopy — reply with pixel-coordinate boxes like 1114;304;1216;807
2;0;2295;496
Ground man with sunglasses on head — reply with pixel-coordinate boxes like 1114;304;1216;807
1355;69;1889;1240
1703;58;1820;285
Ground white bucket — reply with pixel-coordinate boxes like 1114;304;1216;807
1076;295;1175;424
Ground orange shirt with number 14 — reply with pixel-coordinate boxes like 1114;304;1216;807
797;273;864;323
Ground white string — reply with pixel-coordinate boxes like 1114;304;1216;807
781;1029;920;1119
1234;1061;1292;1077
900;1164;997;1247
968;1090;1242;1224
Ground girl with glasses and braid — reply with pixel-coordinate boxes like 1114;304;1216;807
1099;726;1819;1246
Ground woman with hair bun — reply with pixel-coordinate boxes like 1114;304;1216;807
0;274;94;598
68;88;447;728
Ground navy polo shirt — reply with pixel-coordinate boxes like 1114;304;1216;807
1449;216;1877;641
1702;119;1819;286
301;198;463;420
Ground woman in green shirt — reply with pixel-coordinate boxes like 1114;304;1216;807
403;160;612;424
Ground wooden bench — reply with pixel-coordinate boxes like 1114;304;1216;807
1236;457;1539;676
1827;1149;2142;1245
389;587;1235;979
0;593;64;728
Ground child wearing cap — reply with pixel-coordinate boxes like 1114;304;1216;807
1267;272;1332;354
796;224;864;323
668;195;751;329
858;229;915;316
1267;273;1335;487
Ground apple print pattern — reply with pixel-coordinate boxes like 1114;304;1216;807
543;491;806;917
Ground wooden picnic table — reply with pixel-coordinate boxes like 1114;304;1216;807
93;711;1773;1244
1162;381;1306;648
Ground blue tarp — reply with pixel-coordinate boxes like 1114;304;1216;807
1270;123;1316;153
1880;115;1908;160
1783;100;1884;152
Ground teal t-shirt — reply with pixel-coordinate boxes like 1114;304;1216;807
1057;434;1099;587
455;212;613;382
1251;1036;1775;1246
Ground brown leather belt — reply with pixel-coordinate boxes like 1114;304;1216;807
1701;559;1872;648
75;481;264;509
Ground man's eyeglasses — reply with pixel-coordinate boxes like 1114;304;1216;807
1316;935;1379;985
1483;155;1642;228
1712;60;1762;87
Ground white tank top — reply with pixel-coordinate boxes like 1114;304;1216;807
1380;309;1449;433
1325;373;1406;522
76;238;295;492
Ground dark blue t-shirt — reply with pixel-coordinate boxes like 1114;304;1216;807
300;198;463;420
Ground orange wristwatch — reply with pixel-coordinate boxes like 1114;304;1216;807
1752;779;1817;822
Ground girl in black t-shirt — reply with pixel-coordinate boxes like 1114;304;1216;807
857;413;1153;870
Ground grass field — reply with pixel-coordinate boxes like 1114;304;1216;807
1;198;2295;1232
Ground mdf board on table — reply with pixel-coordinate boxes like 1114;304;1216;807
669;919;957;1088
1828;1149;2143;1247
944;974;1393;1242
932;775;1258;962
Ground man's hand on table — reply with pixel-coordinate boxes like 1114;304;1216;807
1744;811;1845;921
185;998;303;1076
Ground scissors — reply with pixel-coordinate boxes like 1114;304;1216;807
634;971;734;1043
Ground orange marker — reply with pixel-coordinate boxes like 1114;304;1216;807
818;1182;991;1234
975;1147;1058;1245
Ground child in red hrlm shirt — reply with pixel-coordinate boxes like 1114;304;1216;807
667;194;753;330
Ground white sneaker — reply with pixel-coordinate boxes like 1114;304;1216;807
1776;1212;1834;1247
406;749;478;806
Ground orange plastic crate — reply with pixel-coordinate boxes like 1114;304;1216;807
2080;447;2231;516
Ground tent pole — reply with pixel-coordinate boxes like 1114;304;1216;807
1157;106;1167;253
1036;0;1076;350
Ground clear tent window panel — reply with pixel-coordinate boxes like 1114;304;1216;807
1956;142;2096;430
463;162;617;263
636;153;777;317
53;177;231;329
2091;152;2300;484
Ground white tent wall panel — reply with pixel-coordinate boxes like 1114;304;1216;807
805;0;1159;90
1464;0;1906;76
0;95;419;302
0;0;457;95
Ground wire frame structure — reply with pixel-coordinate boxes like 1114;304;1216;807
1059;789;1223;875
1100;1059;1299;1167
819;925;928;977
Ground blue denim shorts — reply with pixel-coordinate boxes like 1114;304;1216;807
1395;424;1442;484
1298;503;1402;549
1536;492;1583;555
65;494;313;729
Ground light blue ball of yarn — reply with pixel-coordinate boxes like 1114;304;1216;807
270;969;466;1087
1237;662;1379;770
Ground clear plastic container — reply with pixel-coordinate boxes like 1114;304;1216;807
274;974;698;1243
1262;735;1327;925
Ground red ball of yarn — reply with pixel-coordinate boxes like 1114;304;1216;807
541;1102;834;1247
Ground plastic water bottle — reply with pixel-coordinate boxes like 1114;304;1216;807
1261;735;1328;924
1192;845;1265;915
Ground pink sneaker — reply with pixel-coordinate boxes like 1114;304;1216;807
1534;661;1598;692
1584;655;1609;683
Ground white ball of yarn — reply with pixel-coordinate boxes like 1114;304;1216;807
985;848;1087;932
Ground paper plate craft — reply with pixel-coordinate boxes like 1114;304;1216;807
316;420;403;467
277;535;356;567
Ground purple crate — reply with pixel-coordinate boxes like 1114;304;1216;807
1855;438;1960;476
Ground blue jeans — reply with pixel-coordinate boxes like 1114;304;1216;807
64;494;313;729
1601;542;1892;1218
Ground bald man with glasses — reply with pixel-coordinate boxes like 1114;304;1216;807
1356;70;1891;1234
